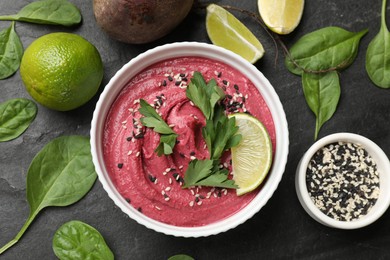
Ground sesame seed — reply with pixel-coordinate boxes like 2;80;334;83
155;206;161;210
127;150;133;155
189;201;194;207
117;163;123;169
136;151;140;157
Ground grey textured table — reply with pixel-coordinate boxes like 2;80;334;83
1;0;390;259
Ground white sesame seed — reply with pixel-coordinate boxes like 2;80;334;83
164;197;170;201
190;101;195;106
161;190;165;195
197;201;203;206
168;124;175;128
127;150;133;155
179;165;184;170
190;190;195;195
133;99;140;104
136;151;140;157
122;120;127;124
189;201;194;207
155;206;161;210
169;178;173;184
165;187;171;191
190;156;196;160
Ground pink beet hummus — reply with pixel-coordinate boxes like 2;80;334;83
103;57;276;227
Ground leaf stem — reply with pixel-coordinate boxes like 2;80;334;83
382;0;388;31
0;15;18;21
0;212;37;254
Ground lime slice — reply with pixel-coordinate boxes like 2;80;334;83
206;4;265;64
230;113;273;196
258;0;304;35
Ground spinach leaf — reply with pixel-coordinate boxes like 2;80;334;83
168;254;195;260
0;0;81;26
302;71;340;140
0;136;97;255
53;220;114;260
366;0;390;88
285;27;368;75
0;98;37;142
0;22;23;79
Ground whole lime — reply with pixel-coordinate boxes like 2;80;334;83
20;32;103;111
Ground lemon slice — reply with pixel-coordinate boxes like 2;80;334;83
258;0;304;35
206;4;265;64
230;113;273;196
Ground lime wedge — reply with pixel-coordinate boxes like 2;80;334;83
258;0;304;35
230;113;273;196
206;4;265;64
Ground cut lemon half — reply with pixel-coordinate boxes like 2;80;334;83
230;113;273;196
258;0;304;35
206;4;265;64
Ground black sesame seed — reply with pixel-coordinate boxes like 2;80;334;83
148;174;156;183
162;80;167;86
134;133;144;139
126;136;132;142
125;198;131;203
190;151;195;156
175;81;181;86
168;76;173;81
138;207;142;213
222;80;228;85
234;84;239;90
217;72;222;77
118;163;123;169
180;73;186;77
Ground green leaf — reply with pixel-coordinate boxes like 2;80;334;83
302;71;340;140
195;172;237;189
183;159;237;189
186;74;211;119
285;27;368;75
0;22;23;79
168;254;195;260
182;159;214;188
53;220;114;260
0;98;37;142
0;136;97;255
0;0;81;26
366;0;390;88
139;99;177;156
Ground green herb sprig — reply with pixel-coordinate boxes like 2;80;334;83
182;72;241;189
139;99;178;156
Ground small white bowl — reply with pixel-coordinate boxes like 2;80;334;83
91;42;289;237
296;132;390;229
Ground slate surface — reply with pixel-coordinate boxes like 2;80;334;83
1;0;390;259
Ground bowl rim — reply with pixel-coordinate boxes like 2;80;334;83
295;132;390;229
90;41;289;237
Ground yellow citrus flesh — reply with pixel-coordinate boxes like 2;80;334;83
20;32;103;111
230;113;273;196
258;0;304;35
206;4;265;64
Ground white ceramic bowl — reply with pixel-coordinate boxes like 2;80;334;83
296;132;390;229
90;42;289;237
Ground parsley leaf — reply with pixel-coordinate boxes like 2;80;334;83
183;72;241;189
139;99;177;156
182;159;238;189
